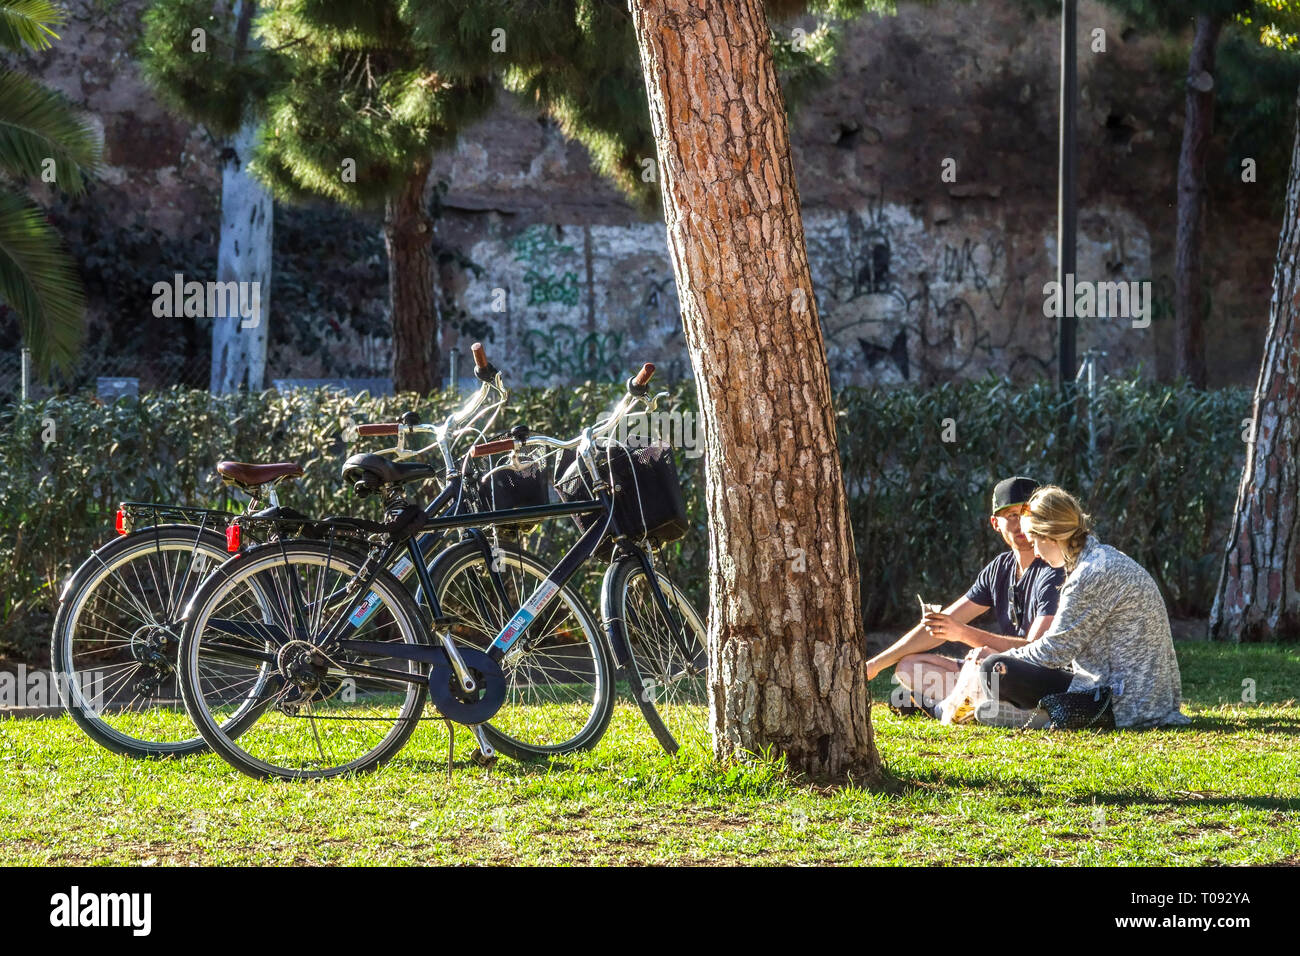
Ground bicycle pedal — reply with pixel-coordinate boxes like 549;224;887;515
469;748;498;769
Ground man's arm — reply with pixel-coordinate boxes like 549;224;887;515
865;597;988;681
942;613;1055;654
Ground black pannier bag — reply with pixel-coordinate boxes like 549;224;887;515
480;459;551;531
556;441;690;559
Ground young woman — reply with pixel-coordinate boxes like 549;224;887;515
979;486;1191;729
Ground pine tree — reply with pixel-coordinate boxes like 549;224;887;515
1211;3;1300;641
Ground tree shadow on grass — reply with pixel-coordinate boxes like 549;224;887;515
885;768;1300;813
1180;713;1300;735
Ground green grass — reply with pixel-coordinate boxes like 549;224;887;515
2;643;1298;865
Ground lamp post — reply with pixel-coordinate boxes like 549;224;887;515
1058;0;1078;390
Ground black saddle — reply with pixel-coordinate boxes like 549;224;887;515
342;453;439;494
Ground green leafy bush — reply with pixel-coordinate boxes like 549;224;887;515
0;378;1250;663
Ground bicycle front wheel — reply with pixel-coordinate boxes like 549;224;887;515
51;524;231;758
425;539;613;761
179;540;428;780
603;556;710;755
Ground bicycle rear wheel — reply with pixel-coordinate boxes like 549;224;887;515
425;538;613;761
51;525;236;758
179;540;428;780
602;555;710;755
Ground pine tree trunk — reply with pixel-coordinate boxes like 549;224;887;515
385;159;438;393
209;1;272;394
628;0;879;782
1174;14;1221;390
1210;88;1300;643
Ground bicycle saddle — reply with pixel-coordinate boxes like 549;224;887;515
342;453;439;492
217;461;304;487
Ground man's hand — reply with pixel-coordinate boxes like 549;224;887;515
922;610;981;646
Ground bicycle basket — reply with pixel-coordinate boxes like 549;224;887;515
557;441;689;557
480;459;551;531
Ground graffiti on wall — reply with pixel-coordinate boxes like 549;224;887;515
512;225;582;307
463;190;1151;386
522;325;625;381
807;189;1031;386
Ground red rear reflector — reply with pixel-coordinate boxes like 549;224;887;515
115;509;126;535
225;524;242;552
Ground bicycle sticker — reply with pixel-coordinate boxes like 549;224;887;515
493;578;560;651
348;555;416;627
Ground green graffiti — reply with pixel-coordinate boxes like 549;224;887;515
523;268;580;306
522;325;624;380
511;225;581;308
511;224;575;264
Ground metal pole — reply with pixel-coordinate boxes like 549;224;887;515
448;347;460;396
20;347;30;402
1058;0;1078;390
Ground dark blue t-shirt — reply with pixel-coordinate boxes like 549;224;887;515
964;552;1065;637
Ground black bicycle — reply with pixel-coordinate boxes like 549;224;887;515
176;362;709;779
50;344;570;760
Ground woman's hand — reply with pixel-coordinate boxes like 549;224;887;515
922;611;979;645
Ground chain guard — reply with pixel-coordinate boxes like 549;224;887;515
428;646;506;724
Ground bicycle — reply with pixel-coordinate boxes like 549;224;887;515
176;362;709;780
51;343;550;760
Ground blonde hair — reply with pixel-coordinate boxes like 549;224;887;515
1022;485;1091;569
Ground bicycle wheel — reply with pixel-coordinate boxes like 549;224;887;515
602;555;710;754
179;540;428;780
50;524;240;758
425;538;613;761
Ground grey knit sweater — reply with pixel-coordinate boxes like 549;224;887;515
1007;536;1191;729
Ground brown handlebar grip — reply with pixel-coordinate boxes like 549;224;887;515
634;363;655;386
356;423;400;437
471;342;488;370
471;438;515;458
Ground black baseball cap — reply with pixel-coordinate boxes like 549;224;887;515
991;476;1039;515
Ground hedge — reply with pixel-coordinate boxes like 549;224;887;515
0;378;1251;663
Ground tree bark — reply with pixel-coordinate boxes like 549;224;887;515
1174;13;1221;389
209;0;272;394
628;0;879;782
1210;87;1300;643
385;158;439;393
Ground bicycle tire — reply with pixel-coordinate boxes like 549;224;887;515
425;538;614;761
178;540;429;780
602;555;710;755
50;524;240;758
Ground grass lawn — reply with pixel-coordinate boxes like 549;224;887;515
1;642;1297;866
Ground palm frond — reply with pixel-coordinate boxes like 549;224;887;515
0;0;64;53
0;70;102;192
0;189;84;373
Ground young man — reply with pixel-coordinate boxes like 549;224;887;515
865;476;1066;713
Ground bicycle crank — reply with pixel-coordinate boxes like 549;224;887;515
428;647;506;724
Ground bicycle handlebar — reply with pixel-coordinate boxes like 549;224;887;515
469;361;657;458
356;423;400;437
470;438;514;458
472;342;488;370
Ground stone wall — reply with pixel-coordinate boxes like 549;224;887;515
21;0;1287;390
